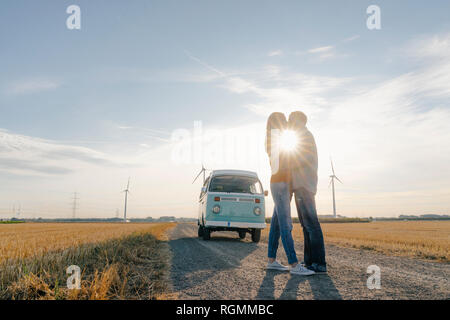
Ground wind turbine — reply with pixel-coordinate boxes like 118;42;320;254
329;158;342;218
123;178;130;223
192;165;208;184
16;203;21;219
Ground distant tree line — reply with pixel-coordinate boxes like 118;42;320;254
265;214;450;224
385;214;450;221
0;216;197;223
265;216;371;224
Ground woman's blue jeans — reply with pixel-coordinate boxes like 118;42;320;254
268;182;298;265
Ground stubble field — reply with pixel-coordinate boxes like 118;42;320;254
285;221;450;262
0;222;175;300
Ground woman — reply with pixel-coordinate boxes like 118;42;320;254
265;112;315;276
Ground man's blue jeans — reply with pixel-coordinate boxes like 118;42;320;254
268;182;298;265
293;187;326;267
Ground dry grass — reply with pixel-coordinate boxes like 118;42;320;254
263;221;450;262
0;223;169;263
0;222;175;300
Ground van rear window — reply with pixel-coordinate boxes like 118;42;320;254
209;175;263;194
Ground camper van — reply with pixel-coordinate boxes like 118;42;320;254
197;170;267;242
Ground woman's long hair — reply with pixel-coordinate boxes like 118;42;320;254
265;112;287;158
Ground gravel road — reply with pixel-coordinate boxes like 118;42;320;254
168;223;449;300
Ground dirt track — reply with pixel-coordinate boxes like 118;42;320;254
168;223;449;300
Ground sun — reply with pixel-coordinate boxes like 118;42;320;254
280;130;298;151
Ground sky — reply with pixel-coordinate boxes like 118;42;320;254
0;0;450;219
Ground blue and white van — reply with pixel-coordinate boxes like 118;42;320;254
197;170;267;242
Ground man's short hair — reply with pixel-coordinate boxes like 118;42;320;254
289;111;307;127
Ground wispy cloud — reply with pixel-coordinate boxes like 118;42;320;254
295;45;342;61
343;35;360;43
404;33;450;60
220;65;351;116
184;50;226;77
0;130;117;176
5;78;61;95
268;50;283;57
184;53;352;116
308;45;334;54
116;125;172;143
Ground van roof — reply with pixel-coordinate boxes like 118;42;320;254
211;170;259;178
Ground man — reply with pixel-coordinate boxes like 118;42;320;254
288;111;327;273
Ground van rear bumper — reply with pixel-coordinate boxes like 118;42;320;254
205;221;266;229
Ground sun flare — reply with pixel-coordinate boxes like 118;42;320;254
280;130;298;151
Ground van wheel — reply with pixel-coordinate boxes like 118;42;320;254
202;228;211;240
198;226;204;237
238;231;246;239
251;229;261;243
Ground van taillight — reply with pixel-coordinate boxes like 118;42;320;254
255;198;260;203
214;197;220;201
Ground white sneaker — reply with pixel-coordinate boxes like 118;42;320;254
290;264;315;276
266;260;289;271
